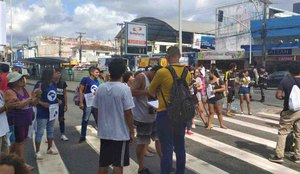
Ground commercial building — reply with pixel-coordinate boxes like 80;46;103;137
115;17;215;54
242;15;300;72
209;1;299;70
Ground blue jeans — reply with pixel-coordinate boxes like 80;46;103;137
35;119;55;143
81;106;97;138
156;111;186;174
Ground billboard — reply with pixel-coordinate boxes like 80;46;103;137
125;22;148;55
193;34;215;50
0;1;6;45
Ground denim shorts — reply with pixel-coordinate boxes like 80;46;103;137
35;119;56;143
239;87;250;95
134;120;158;145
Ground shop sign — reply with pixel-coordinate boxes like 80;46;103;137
125;22;148;55
127;22;147;47
139;58;150;68
149;59;160;66
267;49;292;56
160;58;168;67
193;34;215;50
198;51;244;60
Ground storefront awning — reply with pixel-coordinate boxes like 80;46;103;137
22;57;69;65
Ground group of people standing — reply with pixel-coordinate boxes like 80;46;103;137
0;64;70;173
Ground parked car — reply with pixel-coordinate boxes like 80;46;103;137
267;71;289;87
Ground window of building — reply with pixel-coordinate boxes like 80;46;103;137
147;46;152;52
160;45;167;53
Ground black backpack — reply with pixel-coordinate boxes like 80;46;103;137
161;66;197;123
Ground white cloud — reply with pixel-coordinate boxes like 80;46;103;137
7;1;135;44
6;0;299;44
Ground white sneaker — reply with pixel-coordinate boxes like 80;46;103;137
192;124;196;129
61;134;69;141
47;147;58;155
35;152;43;160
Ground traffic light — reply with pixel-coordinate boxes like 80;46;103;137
218;10;224;22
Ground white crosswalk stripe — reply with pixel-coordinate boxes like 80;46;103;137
222;115;278;134
257;112;280;118
185;132;299;174
234;113;279;124
32;132;69;174
34;111;300;174
75;125;139;174
194;120;277;148
148;142;230;174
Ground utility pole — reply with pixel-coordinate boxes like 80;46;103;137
76;32;85;63
179;0;182;54
117;23;124;56
261;0;270;67
58;37;62;57
10;0;13;65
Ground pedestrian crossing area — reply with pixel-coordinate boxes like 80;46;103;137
29;110;300;174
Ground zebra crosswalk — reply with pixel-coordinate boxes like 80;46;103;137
31;111;300;174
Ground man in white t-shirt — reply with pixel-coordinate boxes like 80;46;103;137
93;59;135;174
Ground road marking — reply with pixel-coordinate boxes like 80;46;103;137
147;142;229;174
222;116;278;134
75;125;139;174
186;132;299;174
234;113;279;124
257;112;280;118
32;132;69;174
194;120;276;148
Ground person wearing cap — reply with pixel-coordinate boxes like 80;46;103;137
4;72;40;171
130;65;162;174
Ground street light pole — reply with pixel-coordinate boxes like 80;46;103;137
10;0;13;65
117;23;124;56
178;0;182;54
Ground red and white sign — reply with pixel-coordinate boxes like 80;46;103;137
127;23;147;47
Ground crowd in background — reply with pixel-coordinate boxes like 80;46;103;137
0;48;274;174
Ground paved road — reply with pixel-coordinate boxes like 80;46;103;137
22;81;300;174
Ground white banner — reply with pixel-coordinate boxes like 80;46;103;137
193;34;201;49
0;1;6;45
127;22;147;47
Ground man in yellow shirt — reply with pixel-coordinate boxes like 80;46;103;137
148;46;192;174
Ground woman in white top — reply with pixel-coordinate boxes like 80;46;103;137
238;70;252;115
0;91;18;153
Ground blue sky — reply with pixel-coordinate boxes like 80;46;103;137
4;0;300;44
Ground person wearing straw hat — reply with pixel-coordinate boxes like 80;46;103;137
5;72;40;171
